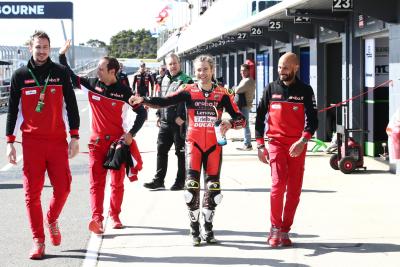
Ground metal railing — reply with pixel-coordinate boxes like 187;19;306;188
0;45;106;82
0;45;106;106
0;85;10;107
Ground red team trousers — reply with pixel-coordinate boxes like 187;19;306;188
88;136;126;222
22;136;72;240
268;140;307;232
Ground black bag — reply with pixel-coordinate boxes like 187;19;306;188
234;93;246;108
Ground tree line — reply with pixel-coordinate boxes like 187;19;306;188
82;29;157;59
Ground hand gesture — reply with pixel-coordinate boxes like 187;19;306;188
219;120;232;136
68;138;79;159
129;95;144;106
59;39;71;55
6;143;17;165
175;117;185;126
257;147;270;164
289;139;306;157
124;132;133;146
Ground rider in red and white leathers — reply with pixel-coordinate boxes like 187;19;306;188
137;82;246;242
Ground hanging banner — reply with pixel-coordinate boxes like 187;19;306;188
375;38;389;86
365;38;375;87
0;2;72;19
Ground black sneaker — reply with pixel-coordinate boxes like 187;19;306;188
143;180;165;190
170;183;184;191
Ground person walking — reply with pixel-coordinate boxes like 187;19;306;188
154;65;166;96
132;62;154;97
235;63;256;151
143;53;193;191
117;62;130;89
130;54;246;246
255;52;318;248
59;40;147;235
6;31;80;259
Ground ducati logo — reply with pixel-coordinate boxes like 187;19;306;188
51;88;56;94
112;102;116;106
293;106;299;111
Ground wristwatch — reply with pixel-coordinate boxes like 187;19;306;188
257;144;265;149
300;137;308;144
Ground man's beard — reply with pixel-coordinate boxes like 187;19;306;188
279;71;295;82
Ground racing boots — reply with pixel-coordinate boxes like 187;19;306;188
201;208;217;244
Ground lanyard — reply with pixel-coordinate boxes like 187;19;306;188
28;68;50;112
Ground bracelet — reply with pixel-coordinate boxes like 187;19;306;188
257;144;265;149
71;135;80;140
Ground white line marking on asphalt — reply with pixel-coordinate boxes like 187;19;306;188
0;155;23;171
82;177;112;267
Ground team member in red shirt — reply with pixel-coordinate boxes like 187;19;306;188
6;31;80;259
130;54;246;246
59;40;146;235
255;52;318;247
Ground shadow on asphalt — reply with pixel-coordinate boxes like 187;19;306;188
43;253;85;260
101;225;318;241
66;249;309;266
64;239;400;265
97;254;310;266
296;242;400;257
0;183;51;189
221;188;336;193
343;169;390;175
0;183;23;189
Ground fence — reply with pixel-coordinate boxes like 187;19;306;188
0;85;9;106
0;45;106;84
0;45;106;106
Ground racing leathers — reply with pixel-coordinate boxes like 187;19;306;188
150;71;193;188
132;71;154;97
255;77;318;233
142;82;246;239
6;57;80;241
59;54;146;223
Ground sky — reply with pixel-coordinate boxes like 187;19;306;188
0;0;170;47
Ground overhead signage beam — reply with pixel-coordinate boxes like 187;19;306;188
332;0;353;11
268;20;284;31
0;2;73;19
250;27;263;36
294;16;311;24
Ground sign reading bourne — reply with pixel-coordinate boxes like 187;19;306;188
0;2;72;19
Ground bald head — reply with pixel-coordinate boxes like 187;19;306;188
279;52;299;66
278;52;299;85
